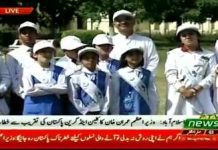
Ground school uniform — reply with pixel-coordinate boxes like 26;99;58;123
68;67;110;115
56;55;81;77
110;66;159;115
6;45;35;115
165;48;216;115
97;58;120;75
110;33;159;73
22;62;67;115
57;36;87;115
93;34;120;75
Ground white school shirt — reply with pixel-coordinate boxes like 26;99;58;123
165;48;216;115
6;45;35;96
97;59;112;75
110;33;159;73
110;66;159;115
56;55;80;77
22;62;67;98
68;67;110;115
0;57;11;94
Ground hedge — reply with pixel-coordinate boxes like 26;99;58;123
61;30;105;45
0;31;17;47
139;32;218;44
0;30;217;48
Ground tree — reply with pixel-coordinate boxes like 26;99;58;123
77;0;141;35
36;0;84;32
142;0;198;25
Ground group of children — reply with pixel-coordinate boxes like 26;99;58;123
0;32;160;115
2;20;218;116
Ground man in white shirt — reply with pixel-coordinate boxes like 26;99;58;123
6;21;39;115
110;10;159;73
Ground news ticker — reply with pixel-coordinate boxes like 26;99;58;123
0;7;33;15
0;115;217;149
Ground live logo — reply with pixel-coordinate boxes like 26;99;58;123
5;8;19;14
0;7;33;15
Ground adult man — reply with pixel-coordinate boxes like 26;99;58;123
6;21;39;115
110;10;159;73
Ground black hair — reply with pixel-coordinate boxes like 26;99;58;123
19;27;37;34
79;52;99;62
176;29;201;41
119;50;144;68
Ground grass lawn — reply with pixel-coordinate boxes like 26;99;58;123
155;46;168;115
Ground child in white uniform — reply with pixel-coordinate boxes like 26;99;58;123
56;36;86;77
165;23;216;115
110;46;159;115
22;40;67;115
68;47;110;115
56;36;86;115
92;34;119;75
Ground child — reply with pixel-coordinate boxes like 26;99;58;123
165;23;216;115
68;47;110;115
92;34;119;74
0;57;10;115
22;40;67;115
56;36;86;115
56;36;87;77
110;46;159;115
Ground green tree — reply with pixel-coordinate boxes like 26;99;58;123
77;0;141;35
36;0;84;32
142;0;198;25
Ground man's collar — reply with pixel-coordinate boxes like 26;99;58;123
117;33;136;39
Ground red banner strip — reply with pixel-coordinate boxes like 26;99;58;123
0;129;217;149
0;7;33;15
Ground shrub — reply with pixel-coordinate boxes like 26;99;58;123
61;30;104;45
0;31;17;47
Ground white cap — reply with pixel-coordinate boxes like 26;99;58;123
176;23;199;36
92;34;113;45
18;21;39;33
78;47;99;59
118;46;143;60
113;10;134;21
33;40;55;54
60;36;87;50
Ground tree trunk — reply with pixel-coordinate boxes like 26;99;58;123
148;21;151;38
108;10;114;36
77;15;84;29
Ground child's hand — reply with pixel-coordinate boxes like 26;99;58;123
0;85;7;94
179;87;196;99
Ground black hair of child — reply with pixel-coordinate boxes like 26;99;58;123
79;52;99;62
119;49;144;68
